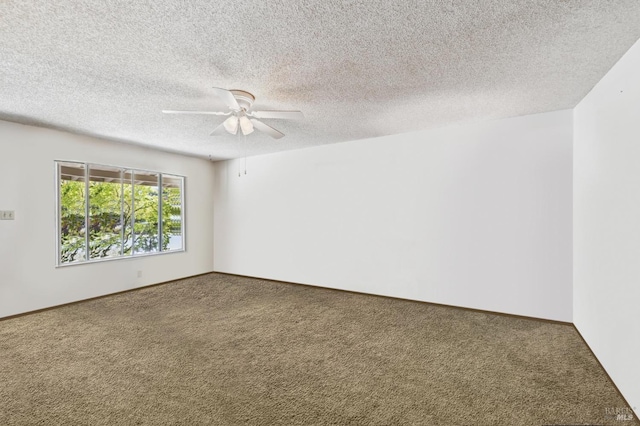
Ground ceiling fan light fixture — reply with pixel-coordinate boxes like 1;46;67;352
239;115;254;135
163;88;302;139
223;116;239;135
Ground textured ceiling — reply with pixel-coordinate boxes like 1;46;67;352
1;1;640;160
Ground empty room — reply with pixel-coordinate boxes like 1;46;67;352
1;1;639;425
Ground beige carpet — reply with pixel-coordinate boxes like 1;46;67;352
0;273;636;425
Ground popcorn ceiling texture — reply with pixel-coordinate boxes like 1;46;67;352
1;1;639;160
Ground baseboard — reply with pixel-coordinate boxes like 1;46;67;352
213;270;573;326
572;325;638;420
0;270;214;322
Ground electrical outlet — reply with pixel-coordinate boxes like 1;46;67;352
0;210;15;220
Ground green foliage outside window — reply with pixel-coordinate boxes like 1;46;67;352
60;180;87;263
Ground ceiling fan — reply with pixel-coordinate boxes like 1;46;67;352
162;87;303;139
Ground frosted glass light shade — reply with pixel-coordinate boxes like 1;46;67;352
223;116;239;135
239;116;254;135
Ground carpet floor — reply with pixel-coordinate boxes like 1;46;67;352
0;273;636;425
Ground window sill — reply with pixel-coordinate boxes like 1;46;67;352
55;248;186;268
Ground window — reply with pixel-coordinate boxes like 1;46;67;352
57;162;184;265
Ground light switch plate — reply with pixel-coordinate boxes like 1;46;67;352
0;210;15;220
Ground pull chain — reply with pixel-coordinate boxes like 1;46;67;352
238;131;247;177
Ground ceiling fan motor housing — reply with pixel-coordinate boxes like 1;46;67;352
229;90;255;111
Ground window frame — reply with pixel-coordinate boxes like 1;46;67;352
55;160;186;267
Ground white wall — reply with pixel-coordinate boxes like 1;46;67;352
574;37;640;415
214;110;573;321
0;120;215;318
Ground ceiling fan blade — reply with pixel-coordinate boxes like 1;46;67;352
251;110;304;120
212;87;240;111
162;110;229;115
210;121;229;136
250;118;284;139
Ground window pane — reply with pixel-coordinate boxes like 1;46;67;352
162;175;183;251
133;171;160;254
59;162;86;263
88;165;124;260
